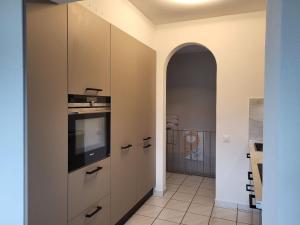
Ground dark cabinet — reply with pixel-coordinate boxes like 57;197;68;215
68;3;111;96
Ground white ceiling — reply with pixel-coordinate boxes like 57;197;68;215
128;0;266;25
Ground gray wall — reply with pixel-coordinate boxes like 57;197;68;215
264;0;300;224
0;1;25;225
167;51;216;131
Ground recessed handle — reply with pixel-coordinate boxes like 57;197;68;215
85;206;102;218
246;184;254;192
121;144;133;150
246;153;251;158
249;194;257;209
86;167;103;175
248;172;253;181
144;144;152;149
85;88;103;92
143;137;152;141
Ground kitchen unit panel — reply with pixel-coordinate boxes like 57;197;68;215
68;158;111;220
26;1;68;225
68;3;111;96
135;44;156;201
110;26;139;224
69;195;110;225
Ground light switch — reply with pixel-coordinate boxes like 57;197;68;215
222;135;230;143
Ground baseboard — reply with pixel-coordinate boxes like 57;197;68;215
115;189;153;225
215;199;252;212
215;199;237;209
153;188;165;197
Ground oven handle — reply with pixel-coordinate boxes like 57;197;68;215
85;206;102;218
85;88;103;93
121;144;133;150
86;167;103;175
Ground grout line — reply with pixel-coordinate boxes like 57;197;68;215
178;176;205;224
149;174;180;225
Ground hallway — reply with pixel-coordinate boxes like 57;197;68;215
126;173;256;225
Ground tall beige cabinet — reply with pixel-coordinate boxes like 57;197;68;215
68;4;111;96
26;1;68;225
111;26;156;225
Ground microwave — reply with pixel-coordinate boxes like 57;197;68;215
68;94;111;172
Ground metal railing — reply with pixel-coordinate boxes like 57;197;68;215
167;128;216;178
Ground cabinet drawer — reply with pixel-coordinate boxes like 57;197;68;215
68;158;110;220
69;196;110;225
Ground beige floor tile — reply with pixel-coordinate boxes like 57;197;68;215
182;180;201;188
182;212;210;225
164;191;176;199
192;195;215;207
158;208;185;223
146;196;170;207
165;199;190;212
152;219;180;225
200;182;216;190
196;188;215;198
237;211;252;224
188;203;213;216
209;218;236;225
212;207;237;222
172;192;194;202
125;214;155;225
177;185;198;194
167;183;180;192
136;204;163;218
167;176;185;185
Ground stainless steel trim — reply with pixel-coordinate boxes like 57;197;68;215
68;102;110;108
68;107;110;114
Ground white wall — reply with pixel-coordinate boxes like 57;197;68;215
0;1;25;225
154;11;266;205
264;0;300;224
167;51;216;131
79;0;156;48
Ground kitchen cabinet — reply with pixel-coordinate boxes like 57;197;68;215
111;26;139;224
26;1;68;225
69;195;110;225
135;43;156;201
68;3;111;96
68;158;111;221
111;26;156;224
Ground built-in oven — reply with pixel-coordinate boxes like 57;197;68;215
68;94;111;172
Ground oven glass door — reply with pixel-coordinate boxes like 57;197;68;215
68;111;110;172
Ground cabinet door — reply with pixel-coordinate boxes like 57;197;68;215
110;26;138;224
68;3;111;96
26;2;68;225
136;43;156;200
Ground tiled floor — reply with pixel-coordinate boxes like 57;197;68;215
125;173;254;225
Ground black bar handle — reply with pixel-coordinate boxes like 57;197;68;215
85;88;103;92
143;137;152;141
144;144;152;149
121;144;133;150
246;184;254;192
246;153;251;158
248;171;253;180
86;167;103;175
85;206;102;218
249;194;257;209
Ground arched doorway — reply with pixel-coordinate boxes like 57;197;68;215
165;44;217;179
